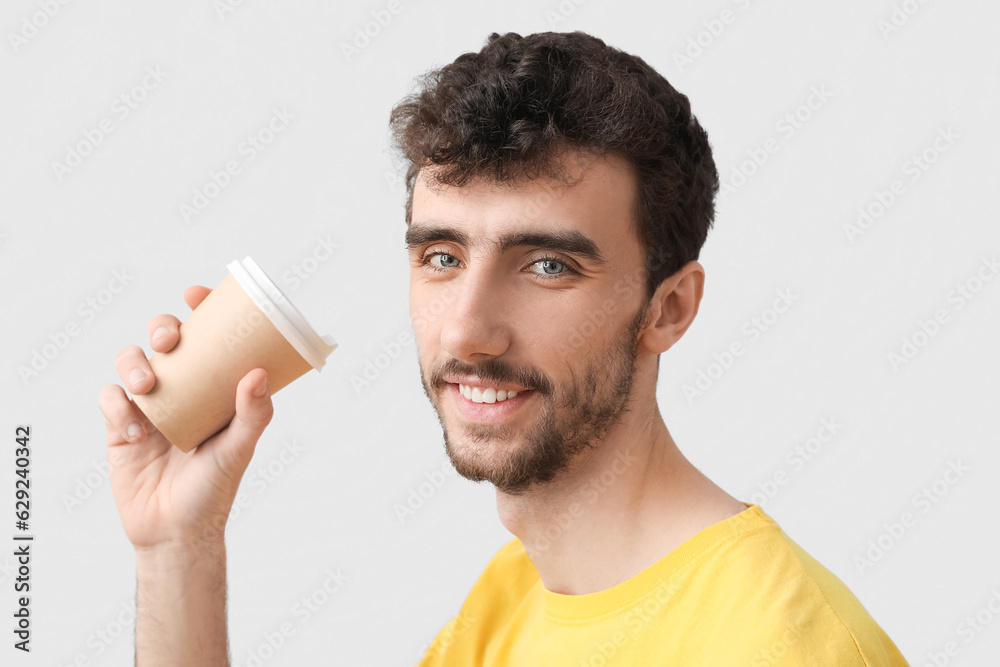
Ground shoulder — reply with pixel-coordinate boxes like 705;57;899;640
695;505;908;665
417;538;538;666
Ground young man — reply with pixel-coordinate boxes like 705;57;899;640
100;31;909;665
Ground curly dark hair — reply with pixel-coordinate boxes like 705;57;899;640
389;30;719;301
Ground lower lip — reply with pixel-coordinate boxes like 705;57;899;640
449;383;534;423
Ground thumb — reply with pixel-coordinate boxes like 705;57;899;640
211;368;273;474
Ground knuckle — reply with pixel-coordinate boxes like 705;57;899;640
151;314;179;328
114;345;143;362
243;405;274;431
98;384;119;408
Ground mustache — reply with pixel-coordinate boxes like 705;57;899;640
434;357;552;395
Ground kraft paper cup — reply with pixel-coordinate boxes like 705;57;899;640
131;256;337;452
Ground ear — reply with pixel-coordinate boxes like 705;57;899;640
638;260;705;355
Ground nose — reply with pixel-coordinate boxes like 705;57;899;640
439;268;511;363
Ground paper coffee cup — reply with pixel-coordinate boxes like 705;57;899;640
131;256;337;452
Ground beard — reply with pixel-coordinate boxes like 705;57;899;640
419;299;651;496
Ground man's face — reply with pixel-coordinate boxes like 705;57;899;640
406;151;653;495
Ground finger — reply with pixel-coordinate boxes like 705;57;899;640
203;369;272;474
99;383;148;445
147;314;182;353
114;345;155;395
183;285;212;311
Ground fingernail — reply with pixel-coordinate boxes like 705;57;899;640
254;377;268;398
129;368;146;387
152;326;171;341
127;423;142;441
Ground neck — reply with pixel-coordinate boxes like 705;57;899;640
495;402;745;595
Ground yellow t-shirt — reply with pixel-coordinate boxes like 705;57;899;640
418;503;909;666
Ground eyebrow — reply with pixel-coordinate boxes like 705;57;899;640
404;222;608;266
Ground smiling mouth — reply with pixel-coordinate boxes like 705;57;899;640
453;382;531;403
447;383;535;422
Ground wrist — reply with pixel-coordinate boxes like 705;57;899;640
135;539;226;572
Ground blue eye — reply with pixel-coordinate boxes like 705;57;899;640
426;253;460;269
530;257;569;278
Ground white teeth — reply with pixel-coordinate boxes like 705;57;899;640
458;384;521;404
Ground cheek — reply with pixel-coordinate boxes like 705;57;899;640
412;279;466;335
409;279;433;330
410;293;442;337
545;295;616;353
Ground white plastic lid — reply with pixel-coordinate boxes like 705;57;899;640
226;256;338;370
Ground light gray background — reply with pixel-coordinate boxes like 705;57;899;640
1;1;998;665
